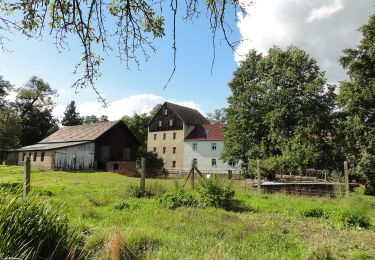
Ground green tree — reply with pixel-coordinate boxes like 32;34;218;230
0;1;244;99
14;76;58;146
122;113;150;156
99;115;109;122
0;106;21;152
0;76;12;107
61;101;82;126
207;108;226;124
222;46;336;175
81;115;99;124
337;12;375;184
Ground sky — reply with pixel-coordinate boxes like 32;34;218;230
0;0;374;120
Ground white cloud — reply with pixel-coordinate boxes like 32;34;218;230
235;0;374;83
306;0;343;23
53;93;204;121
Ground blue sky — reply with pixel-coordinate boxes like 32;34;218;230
1;0;374;120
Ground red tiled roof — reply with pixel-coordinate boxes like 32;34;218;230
185;124;224;141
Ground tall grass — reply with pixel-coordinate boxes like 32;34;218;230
0;190;77;259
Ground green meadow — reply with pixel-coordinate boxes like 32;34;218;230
1;165;375;259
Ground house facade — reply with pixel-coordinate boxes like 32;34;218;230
147;102;209;173
16;120;139;175
183;124;240;174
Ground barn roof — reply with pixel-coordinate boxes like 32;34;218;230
166;102;209;125
40;120;121;143
16;141;91;151
185;124;224;141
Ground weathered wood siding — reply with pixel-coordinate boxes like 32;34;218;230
54;142;95;170
95;123;138;162
149;103;183;132
18;151;54;170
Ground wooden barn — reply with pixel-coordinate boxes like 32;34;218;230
16;120;139;175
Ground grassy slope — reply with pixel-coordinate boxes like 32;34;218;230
1;165;374;259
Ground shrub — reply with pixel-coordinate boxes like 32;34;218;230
0;190;77;259
301;208;326;218
334;187;371;229
127;182;166;198
113;202;130;211
196;176;235;209
159;190;199;210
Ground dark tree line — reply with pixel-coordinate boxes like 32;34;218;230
222;11;375;189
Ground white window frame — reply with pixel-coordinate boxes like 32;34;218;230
211;159;217;166
193;143;198;151
211;143;217;151
158;120;162;127
169;119;173;126
164;109;168;115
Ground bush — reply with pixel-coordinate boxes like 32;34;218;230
0;190;78;259
159;190;199;210
334;187;371;229
196;176;235;209
301;208;326;218
127;182;167;198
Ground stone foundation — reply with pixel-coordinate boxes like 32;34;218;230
106;161;137;176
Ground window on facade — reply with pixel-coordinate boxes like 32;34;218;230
172;161;176;168
123;147;131;161
33;152;37;162
154;133;157;140
193;158;197;166
173;147;176;154
169;119;173;126
211;159;217;166
22;153;25;161
164;108;168;115
153;147;157;153
158;120;162;127
173;132;176;139
193;143;197;151
163;133;166;140
211;143;217;151
41;152;45;162
101;145;110;161
163;147;166;154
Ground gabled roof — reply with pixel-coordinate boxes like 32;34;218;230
185;124;224;141
166;102;209;125
40;120;121;143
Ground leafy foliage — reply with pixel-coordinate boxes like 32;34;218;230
223;46;336;175
0;75;12;107
61;100;82;126
146;152;164;175
13;76;59;146
196;176;235;209
0;106;21;152
159;189;199;210
336;11;375;184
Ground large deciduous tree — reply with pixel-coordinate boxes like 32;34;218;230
61;101;82;126
222;46;336;175
14;76;59;146
0;106;21;152
0;0;249;100
337;12;375;184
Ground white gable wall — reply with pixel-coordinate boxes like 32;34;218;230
183;140;239;173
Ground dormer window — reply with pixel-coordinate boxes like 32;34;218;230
164;109;168;115
169;119;173;126
158;120;162;127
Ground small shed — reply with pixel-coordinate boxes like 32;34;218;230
16;120;139;175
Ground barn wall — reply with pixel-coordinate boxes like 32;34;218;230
18;151;54;170
95;123;138;162
105;161;137;176
54;142;95;170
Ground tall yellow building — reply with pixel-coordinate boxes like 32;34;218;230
147;102;209;173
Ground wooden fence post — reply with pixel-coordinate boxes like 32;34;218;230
257;159;261;192
140;157;146;194
344;161;349;197
191;162;195;189
23;157;31;198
